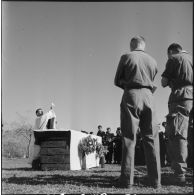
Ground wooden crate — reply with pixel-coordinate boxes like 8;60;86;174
41;140;69;148
41;154;70;164
40;139;70;170
40;147;70;155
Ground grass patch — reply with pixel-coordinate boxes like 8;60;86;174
2;158;194;194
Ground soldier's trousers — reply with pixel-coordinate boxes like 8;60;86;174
120;89;161;185
166;100;193;176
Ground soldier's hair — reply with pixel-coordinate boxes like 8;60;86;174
167;43;182;53
130;36;145;49
98;125;102;129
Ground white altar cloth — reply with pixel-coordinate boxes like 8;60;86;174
33;129;102;170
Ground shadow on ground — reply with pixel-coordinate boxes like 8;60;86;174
2;172;193;188
135;173;193;187
2;162;193;189
2;174;115;188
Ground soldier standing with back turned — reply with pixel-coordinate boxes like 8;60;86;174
114;36;161;188
161;43;193;184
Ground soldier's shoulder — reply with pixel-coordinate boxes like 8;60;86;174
121;53;131;58
173;52;192;62
182;52;192;61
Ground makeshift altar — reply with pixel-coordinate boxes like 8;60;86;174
33;129;102;170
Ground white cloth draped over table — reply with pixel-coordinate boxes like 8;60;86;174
28;110;56;164
68;130;101;170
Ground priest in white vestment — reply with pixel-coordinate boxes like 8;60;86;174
28;104;56;166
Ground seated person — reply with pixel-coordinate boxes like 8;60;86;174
28;104;56;168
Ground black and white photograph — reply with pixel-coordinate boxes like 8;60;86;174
2;1;193;194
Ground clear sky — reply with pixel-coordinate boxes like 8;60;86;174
2;1;193;134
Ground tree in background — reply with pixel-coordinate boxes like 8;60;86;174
2;138;26;158
14;112;33;158
2;112;34;158
15;123;33;158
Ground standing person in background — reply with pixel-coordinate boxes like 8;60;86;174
97;125;106;145
114;36;161;188
105;127;114;164
162;121;170;166
161;43;193;184
159;131;166;167
97;125;106;167
113;127;122;164
28;103;56;169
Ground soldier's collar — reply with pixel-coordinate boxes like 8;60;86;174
134;49;145;52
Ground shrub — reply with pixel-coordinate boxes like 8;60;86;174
2;139;26;158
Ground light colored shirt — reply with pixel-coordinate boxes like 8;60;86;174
34;110;56;130
114;50;158;91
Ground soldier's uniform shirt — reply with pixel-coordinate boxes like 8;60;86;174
114;50;157;91
162;51;193;103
